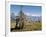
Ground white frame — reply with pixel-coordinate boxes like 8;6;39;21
6;1;45;37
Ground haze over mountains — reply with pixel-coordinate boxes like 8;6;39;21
11;13;41;22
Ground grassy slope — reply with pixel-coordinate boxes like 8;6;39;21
11;20;42;32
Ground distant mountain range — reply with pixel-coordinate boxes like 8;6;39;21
11;15;42;22
26;16;42;21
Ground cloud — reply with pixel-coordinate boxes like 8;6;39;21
24;12;31;16
31;14;41;17
24;12;41;17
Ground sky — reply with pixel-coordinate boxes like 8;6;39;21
10;5;42;16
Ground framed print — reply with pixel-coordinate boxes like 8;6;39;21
5;1;45;37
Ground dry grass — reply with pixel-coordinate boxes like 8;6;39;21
11;20;42;32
